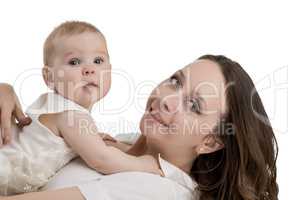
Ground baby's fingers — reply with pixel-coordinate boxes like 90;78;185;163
103;135;117;142
101;134;117;142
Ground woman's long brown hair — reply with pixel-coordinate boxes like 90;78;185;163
191;55;278;200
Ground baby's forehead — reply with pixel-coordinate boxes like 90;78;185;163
52;32;108;55
54;32;106;46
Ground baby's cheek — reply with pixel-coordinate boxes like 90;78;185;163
100;76;111;96
64;71;80;81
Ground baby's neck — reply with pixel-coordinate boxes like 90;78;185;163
53;90;95;112
78;102;94;112
54;91;95;112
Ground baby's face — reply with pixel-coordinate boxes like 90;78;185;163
48;32;111;109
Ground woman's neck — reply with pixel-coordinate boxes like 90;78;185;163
144;141;197;175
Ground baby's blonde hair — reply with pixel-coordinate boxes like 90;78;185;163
43;21;104;66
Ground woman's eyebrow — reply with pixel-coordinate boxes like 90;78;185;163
178;70;186;83
195;92;206;108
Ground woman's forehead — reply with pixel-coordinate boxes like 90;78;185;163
181;59;227;113
181;59;226;92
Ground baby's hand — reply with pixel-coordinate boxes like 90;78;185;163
99;133;117;143
138;155;164;177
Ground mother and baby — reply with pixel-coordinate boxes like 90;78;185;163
0;21;278;200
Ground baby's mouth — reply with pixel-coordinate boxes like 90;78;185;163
85;82;99;88
81;80;100;89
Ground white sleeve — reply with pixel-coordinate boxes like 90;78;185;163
77;172;178;200
78;179;111;200
43;158;103;190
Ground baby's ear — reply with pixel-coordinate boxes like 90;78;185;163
42;66;55;90
195;134;224;155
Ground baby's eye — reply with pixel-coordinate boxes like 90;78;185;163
169;75;182;89
94;57;104;64
68;58;81;66
188;99;201;114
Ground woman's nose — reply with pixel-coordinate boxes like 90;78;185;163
151;94;180;115
161;95;180;114
82;67;95;76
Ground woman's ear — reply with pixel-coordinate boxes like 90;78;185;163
42;66;55;90
195;134;224;155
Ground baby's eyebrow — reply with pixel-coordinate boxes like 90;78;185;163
64;52;75;58
94;51;109;57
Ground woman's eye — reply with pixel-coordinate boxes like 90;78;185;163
68;58;81;66
169;75;181;89
94;57;104;64
189;99;201;114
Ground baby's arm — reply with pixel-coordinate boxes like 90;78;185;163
104;140;132;152
126;134;147;156
56;111;162;175
104;134;147;155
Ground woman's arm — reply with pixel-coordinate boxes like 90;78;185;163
0;83;31;146
0;187;84;200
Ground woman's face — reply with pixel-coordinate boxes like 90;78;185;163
140;59;227;154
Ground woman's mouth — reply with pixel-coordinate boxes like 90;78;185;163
149;112;169;127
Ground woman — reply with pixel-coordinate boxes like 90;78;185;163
0;55;278;200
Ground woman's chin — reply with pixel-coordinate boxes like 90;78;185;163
140;116;171;138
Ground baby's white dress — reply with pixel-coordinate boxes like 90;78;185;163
0;92;89;195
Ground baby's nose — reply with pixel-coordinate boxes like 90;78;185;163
82;67;95;76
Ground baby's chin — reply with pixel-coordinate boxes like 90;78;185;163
56;85;104;109
78;90;101;107
60;89;100;110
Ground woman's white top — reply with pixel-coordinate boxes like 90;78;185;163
44;153;199;200
0;93;88;195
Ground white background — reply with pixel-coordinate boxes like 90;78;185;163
0;0;298;199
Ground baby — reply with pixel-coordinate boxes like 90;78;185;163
0;21;162;195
